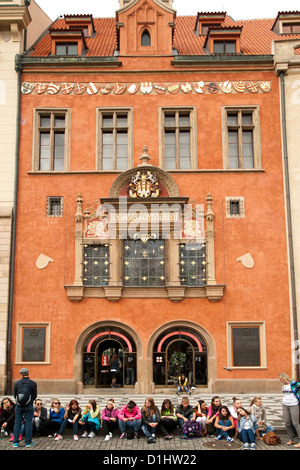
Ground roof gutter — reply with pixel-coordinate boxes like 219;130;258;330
279;70;300;381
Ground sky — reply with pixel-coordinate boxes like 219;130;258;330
35;0;300;22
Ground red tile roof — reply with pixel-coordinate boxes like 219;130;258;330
27;14;300;58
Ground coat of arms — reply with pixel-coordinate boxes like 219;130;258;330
128;171;161;198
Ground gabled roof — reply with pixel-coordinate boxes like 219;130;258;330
27;12;300;58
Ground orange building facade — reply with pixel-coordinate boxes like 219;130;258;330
9;1;300;394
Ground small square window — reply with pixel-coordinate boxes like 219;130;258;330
226;197;245;218
47;197;63;217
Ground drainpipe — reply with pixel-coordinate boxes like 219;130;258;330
6;54;22;395
279;70;300;381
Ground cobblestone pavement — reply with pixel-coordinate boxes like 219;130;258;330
0;393;299;453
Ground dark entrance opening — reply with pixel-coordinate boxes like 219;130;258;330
153;328;207;387
83;329;137;388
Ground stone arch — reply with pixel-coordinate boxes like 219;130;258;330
147;320;217;392
74;320;143;393
109;165;180;198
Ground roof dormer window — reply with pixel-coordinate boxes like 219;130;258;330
201;23;222;36
204;26;242;55
271;12;300;35
214;40;236;54
194;12;226;37
282;22;300;34
55;42;78;56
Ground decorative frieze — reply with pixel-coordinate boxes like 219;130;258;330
21;79;272;96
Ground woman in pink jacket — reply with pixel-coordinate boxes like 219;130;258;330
118;400;142;439
101;399;119;441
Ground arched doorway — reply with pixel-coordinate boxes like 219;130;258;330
82;327;137;388
153;328;207;387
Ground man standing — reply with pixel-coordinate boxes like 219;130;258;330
13;368;37;448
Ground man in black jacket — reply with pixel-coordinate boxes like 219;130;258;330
13;368;37;448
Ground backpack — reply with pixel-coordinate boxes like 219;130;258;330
262;431;281;445
126;428;134;440
182;421;202;438
16;381;31;406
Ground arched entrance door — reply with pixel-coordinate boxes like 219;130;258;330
153;328;207;387
82;328;137;388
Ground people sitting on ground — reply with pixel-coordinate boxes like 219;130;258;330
249;396;274;439
101;398;118;441
38;398;65;437
214;405;235;442
236;406;258;450
206;396;222;435
32;399;48;437
141;397;160;444
118;400;142;439
177;374;191;396
159;398;178;440
0;397;15;438
176;396;196;438
54;399;82;441
194;400;208;435
228;397;242;438
80;399;101;438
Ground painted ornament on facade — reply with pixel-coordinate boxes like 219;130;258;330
100;84;113;94
21;80;272;96
114;83;127;95
61;83;74;95
127;83;140;94
194;81;206;93
167;83;179;94
87;82;100;95
207;82;219;94
232;81;246;93
219;80;232;93
128;171;161;198
74;83;87;95
21;82;34;94
180;82;193;93
259;81;272;93
153;84;166;94
35;83;48;94
246;81;259;93
47;83;60;94
141;82;153;94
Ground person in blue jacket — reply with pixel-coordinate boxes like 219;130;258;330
38;398;65;437
236;406;258;450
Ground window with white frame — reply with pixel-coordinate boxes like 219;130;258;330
97;108;133;171
222;106;262;170
33;109;70;172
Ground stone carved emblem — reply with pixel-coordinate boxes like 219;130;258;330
128;171;161;198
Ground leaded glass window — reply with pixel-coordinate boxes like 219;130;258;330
123;239;165;287
179;243;206;286
83;244;110;286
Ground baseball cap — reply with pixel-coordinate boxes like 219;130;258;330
20;368;29;375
